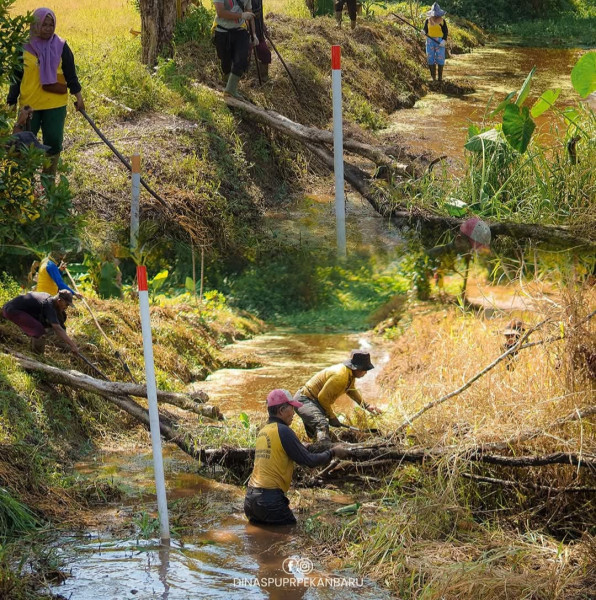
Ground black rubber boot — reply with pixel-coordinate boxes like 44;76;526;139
438;65;444;82
429;65;436;81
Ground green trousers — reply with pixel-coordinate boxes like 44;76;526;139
30;105;67;156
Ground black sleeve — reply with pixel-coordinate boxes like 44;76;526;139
442;21;448;40
7;54;24;106
423;19;428;35
277;424;333;468
42;301;60;327
61;42;82;95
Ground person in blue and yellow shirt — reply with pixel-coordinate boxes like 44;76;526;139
36;256;79;298
7;8;85;175
244;389;350;525
294;350;383;443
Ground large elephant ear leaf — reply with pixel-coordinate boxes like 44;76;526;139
515;66;536;106
503;104;535;153
531;88;561;118
571;51;596;98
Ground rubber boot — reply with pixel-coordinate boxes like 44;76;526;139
259;62;269;83
224;72;242;99
438;65;444;82
41;152;60;185
429;64;436;81
31;336;46;355
335;11;342;28
350;19;356;30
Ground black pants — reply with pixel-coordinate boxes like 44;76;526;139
335;0;357;20
294;395;329;440
244;487;297;525
214;28;250;77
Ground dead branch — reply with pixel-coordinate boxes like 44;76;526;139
3;350;219;419
462;473;596;494
394;319;549;433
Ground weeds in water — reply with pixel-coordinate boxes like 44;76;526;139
0;487;39;541
132;511;160;539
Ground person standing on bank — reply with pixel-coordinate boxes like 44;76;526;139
244;389;351;525
250;0;272;83
7;8;85;177
294;350;383;444
335;0;358;30
213;0;254;98
423;3;448;82
35;255;79;298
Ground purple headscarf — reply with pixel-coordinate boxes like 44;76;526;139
24;8;65;85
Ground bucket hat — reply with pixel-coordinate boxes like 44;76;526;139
427;2;446;17
460;217;491;250
267;389;303;408
344;350;374;371
57;289;74;305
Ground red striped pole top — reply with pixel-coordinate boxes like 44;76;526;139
331;45;341;70
137;265;148;292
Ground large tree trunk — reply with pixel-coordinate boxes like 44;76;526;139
139;0;177;65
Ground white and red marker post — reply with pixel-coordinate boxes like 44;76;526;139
332;45;347;258
137;265;170;545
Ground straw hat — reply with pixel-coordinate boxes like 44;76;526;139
427;2;446;17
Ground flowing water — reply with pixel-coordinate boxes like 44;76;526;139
51;44;581;600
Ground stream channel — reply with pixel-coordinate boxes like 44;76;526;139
51;43;585;600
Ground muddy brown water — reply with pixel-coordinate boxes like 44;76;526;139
386;45;586;162
51;44;581;600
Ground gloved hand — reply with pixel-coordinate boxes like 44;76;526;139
252;35;259;46
331;445;351;459
241;11;254;20
328;417;342;428
440;40;446;47
366;404;383;416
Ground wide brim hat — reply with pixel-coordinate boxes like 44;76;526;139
344;350;374;371
427;2;446;17
503;319;525;336
267;389;303;408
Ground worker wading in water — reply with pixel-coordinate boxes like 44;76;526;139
423;2;448;82
213;0;255;98
294;350;383;444
244;389;350;525
2;289;79;355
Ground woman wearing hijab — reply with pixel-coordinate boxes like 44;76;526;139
7;8;85;175
423;2;448;82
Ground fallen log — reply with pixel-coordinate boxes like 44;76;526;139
462;473;596;494
3;350;219;419
224;95;415;176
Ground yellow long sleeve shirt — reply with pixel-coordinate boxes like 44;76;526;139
301;363;364;420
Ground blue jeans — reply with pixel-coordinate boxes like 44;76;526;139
426;37;445;66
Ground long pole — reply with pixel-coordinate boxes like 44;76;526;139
391;12;442;46
131;153;141;251
137;265;170;545
264;32;300;96
331;45;346;259
78;107;169;209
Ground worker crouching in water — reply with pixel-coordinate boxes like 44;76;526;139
245;389;350;525
294;350;383;444
213;0;254;98
2;289;79;355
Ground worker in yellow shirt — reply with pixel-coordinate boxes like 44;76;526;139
245;389;350;525
294;350;383;443
36;256;80;298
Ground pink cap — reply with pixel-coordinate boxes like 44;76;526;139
266;389;303;408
